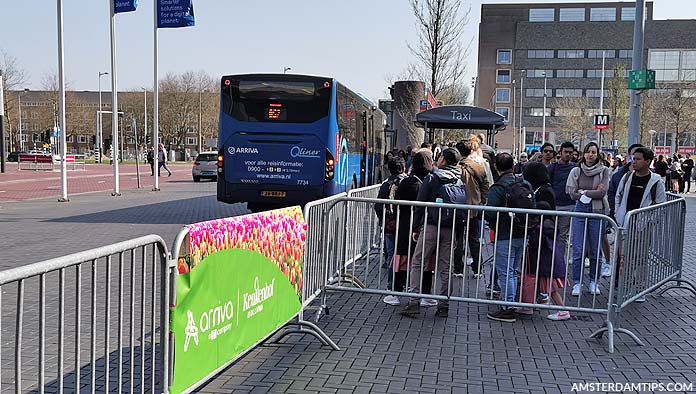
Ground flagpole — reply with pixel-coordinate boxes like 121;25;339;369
110;0;121;196
57;0;69;202
153;0;160;191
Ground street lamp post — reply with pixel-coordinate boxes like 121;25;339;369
542;71;547;145
98;71;108;163
17;89;29;151
519;70;525;154
198;89;207;154
142;88;147;152
648;129;657;150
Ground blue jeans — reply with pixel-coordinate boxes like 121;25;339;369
495;238;526;306
572;201;604;284
384;233;395;288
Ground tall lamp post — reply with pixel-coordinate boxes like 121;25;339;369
17;88;29;151
142;88;147;153
97;71;109;163
648;129;657;150
198;89;208;154
519;70;525;154
542;71;548;145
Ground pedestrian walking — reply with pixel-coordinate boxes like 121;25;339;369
566;142;611;297
683;155;694;193
147;146;155;176
158;143;172;177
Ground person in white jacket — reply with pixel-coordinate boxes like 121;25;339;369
615;147;666;227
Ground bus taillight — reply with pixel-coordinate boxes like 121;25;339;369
325;149;335;181
217;155;224;173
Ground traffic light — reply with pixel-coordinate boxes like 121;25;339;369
146;135;152;145
92;135;96;145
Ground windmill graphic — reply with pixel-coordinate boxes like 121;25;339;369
184;310;199;352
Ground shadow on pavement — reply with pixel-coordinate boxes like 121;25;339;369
46;196;249;225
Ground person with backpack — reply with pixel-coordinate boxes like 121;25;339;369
374;156;407;284
147;146;155;176
566;142;611;297
401;148;466;318
383;149;434;306
548;142;576;255
454;140;490;278
486;153;536;323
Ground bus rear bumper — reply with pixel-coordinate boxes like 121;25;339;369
217;180;331;207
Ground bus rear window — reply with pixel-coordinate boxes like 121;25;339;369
222;78;331;123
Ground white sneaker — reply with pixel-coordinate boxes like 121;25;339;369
466;257;474;266
547;311;571;321
584;258;590;268
383;295;400;306
601;263;612;278
588;281;601;295
571;283;581;296
635;295;647;303
420;298;438;307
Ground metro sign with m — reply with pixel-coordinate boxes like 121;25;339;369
594;114;610;130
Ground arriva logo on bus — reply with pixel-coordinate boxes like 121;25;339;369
290;146;321;159
227;146;259;155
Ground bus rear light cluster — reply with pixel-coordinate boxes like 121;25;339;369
217;155;224;173
325;149;335;181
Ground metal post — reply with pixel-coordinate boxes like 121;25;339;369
57;0;69;202
198;90;202;154
0;72;5;173
599;51;606;147
143;88;147;150
628;0;646;146
542;72;547;145
109;0;120;196
133;118;141;188
519;71;525;154
18;93;23;151
511;79;516;153
153;0;160;191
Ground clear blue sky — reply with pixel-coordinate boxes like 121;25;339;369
0;0;692;102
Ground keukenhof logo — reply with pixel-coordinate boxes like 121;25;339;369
243;277;276;318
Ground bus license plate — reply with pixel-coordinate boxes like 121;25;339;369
261;191;286;198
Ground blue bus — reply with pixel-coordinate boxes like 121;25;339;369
217;74;387;210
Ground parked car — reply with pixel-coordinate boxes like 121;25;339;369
192;151;218;182
7;151;28;162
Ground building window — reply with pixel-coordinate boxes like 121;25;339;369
529;8;554;22
529;108;551;117
586;89;609;98
618;49;633;59
590;7;616;21
649;50;681;81
557;50;584;59
587;69;616;78
526;69;552;78
496;88;510;103
559;8;585;22
496;69;511;84
526;88;547;98
555;89;583;97
495;107;510;120
556;69;584;78
77;135;86;143
67;135;73;143
32;133;40;142
497;49;512;64
621;7;635;21
186;137;197;146
527;50;554;59
588;49;615;59
680;51;696;81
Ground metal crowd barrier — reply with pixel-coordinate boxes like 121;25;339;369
345;185;382;263
317;196;664;353
0;235;169;393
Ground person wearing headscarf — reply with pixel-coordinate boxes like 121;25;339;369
523;161;556;209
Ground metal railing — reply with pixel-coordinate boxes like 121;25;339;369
0;235;169;393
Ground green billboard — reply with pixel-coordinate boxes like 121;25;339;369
170;206;306;393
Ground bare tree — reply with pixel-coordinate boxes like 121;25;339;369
553;96;593;146
0;50;29;151
606;63;629;147
407;0;472;104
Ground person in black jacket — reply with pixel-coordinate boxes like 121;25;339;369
523;161;556;209
374;157;407;287
382;151;433;306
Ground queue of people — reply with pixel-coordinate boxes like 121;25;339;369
376;138;667;323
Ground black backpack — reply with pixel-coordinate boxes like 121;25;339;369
503;176;539;231
434;178;467;227
382;175;405;233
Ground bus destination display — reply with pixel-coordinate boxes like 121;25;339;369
265;104;286;121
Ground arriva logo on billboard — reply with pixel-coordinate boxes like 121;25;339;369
290;146;321;159
227;146;259;155
243;277;276;318
184;297;236;351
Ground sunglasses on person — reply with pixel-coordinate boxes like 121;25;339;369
543;149;554;154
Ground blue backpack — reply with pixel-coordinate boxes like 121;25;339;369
433;178;467;227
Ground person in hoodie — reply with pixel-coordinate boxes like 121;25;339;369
401;148;463;318
523;161;556;209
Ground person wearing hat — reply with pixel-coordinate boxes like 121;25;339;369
513;151;528;174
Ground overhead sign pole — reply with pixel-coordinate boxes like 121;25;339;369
628;0;646;146
110;0;121;196
57;0;69;202
155;0;195;191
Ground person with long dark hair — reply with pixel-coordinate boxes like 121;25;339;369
566;142;611;296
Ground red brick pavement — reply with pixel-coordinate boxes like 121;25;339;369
0;162;198;201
